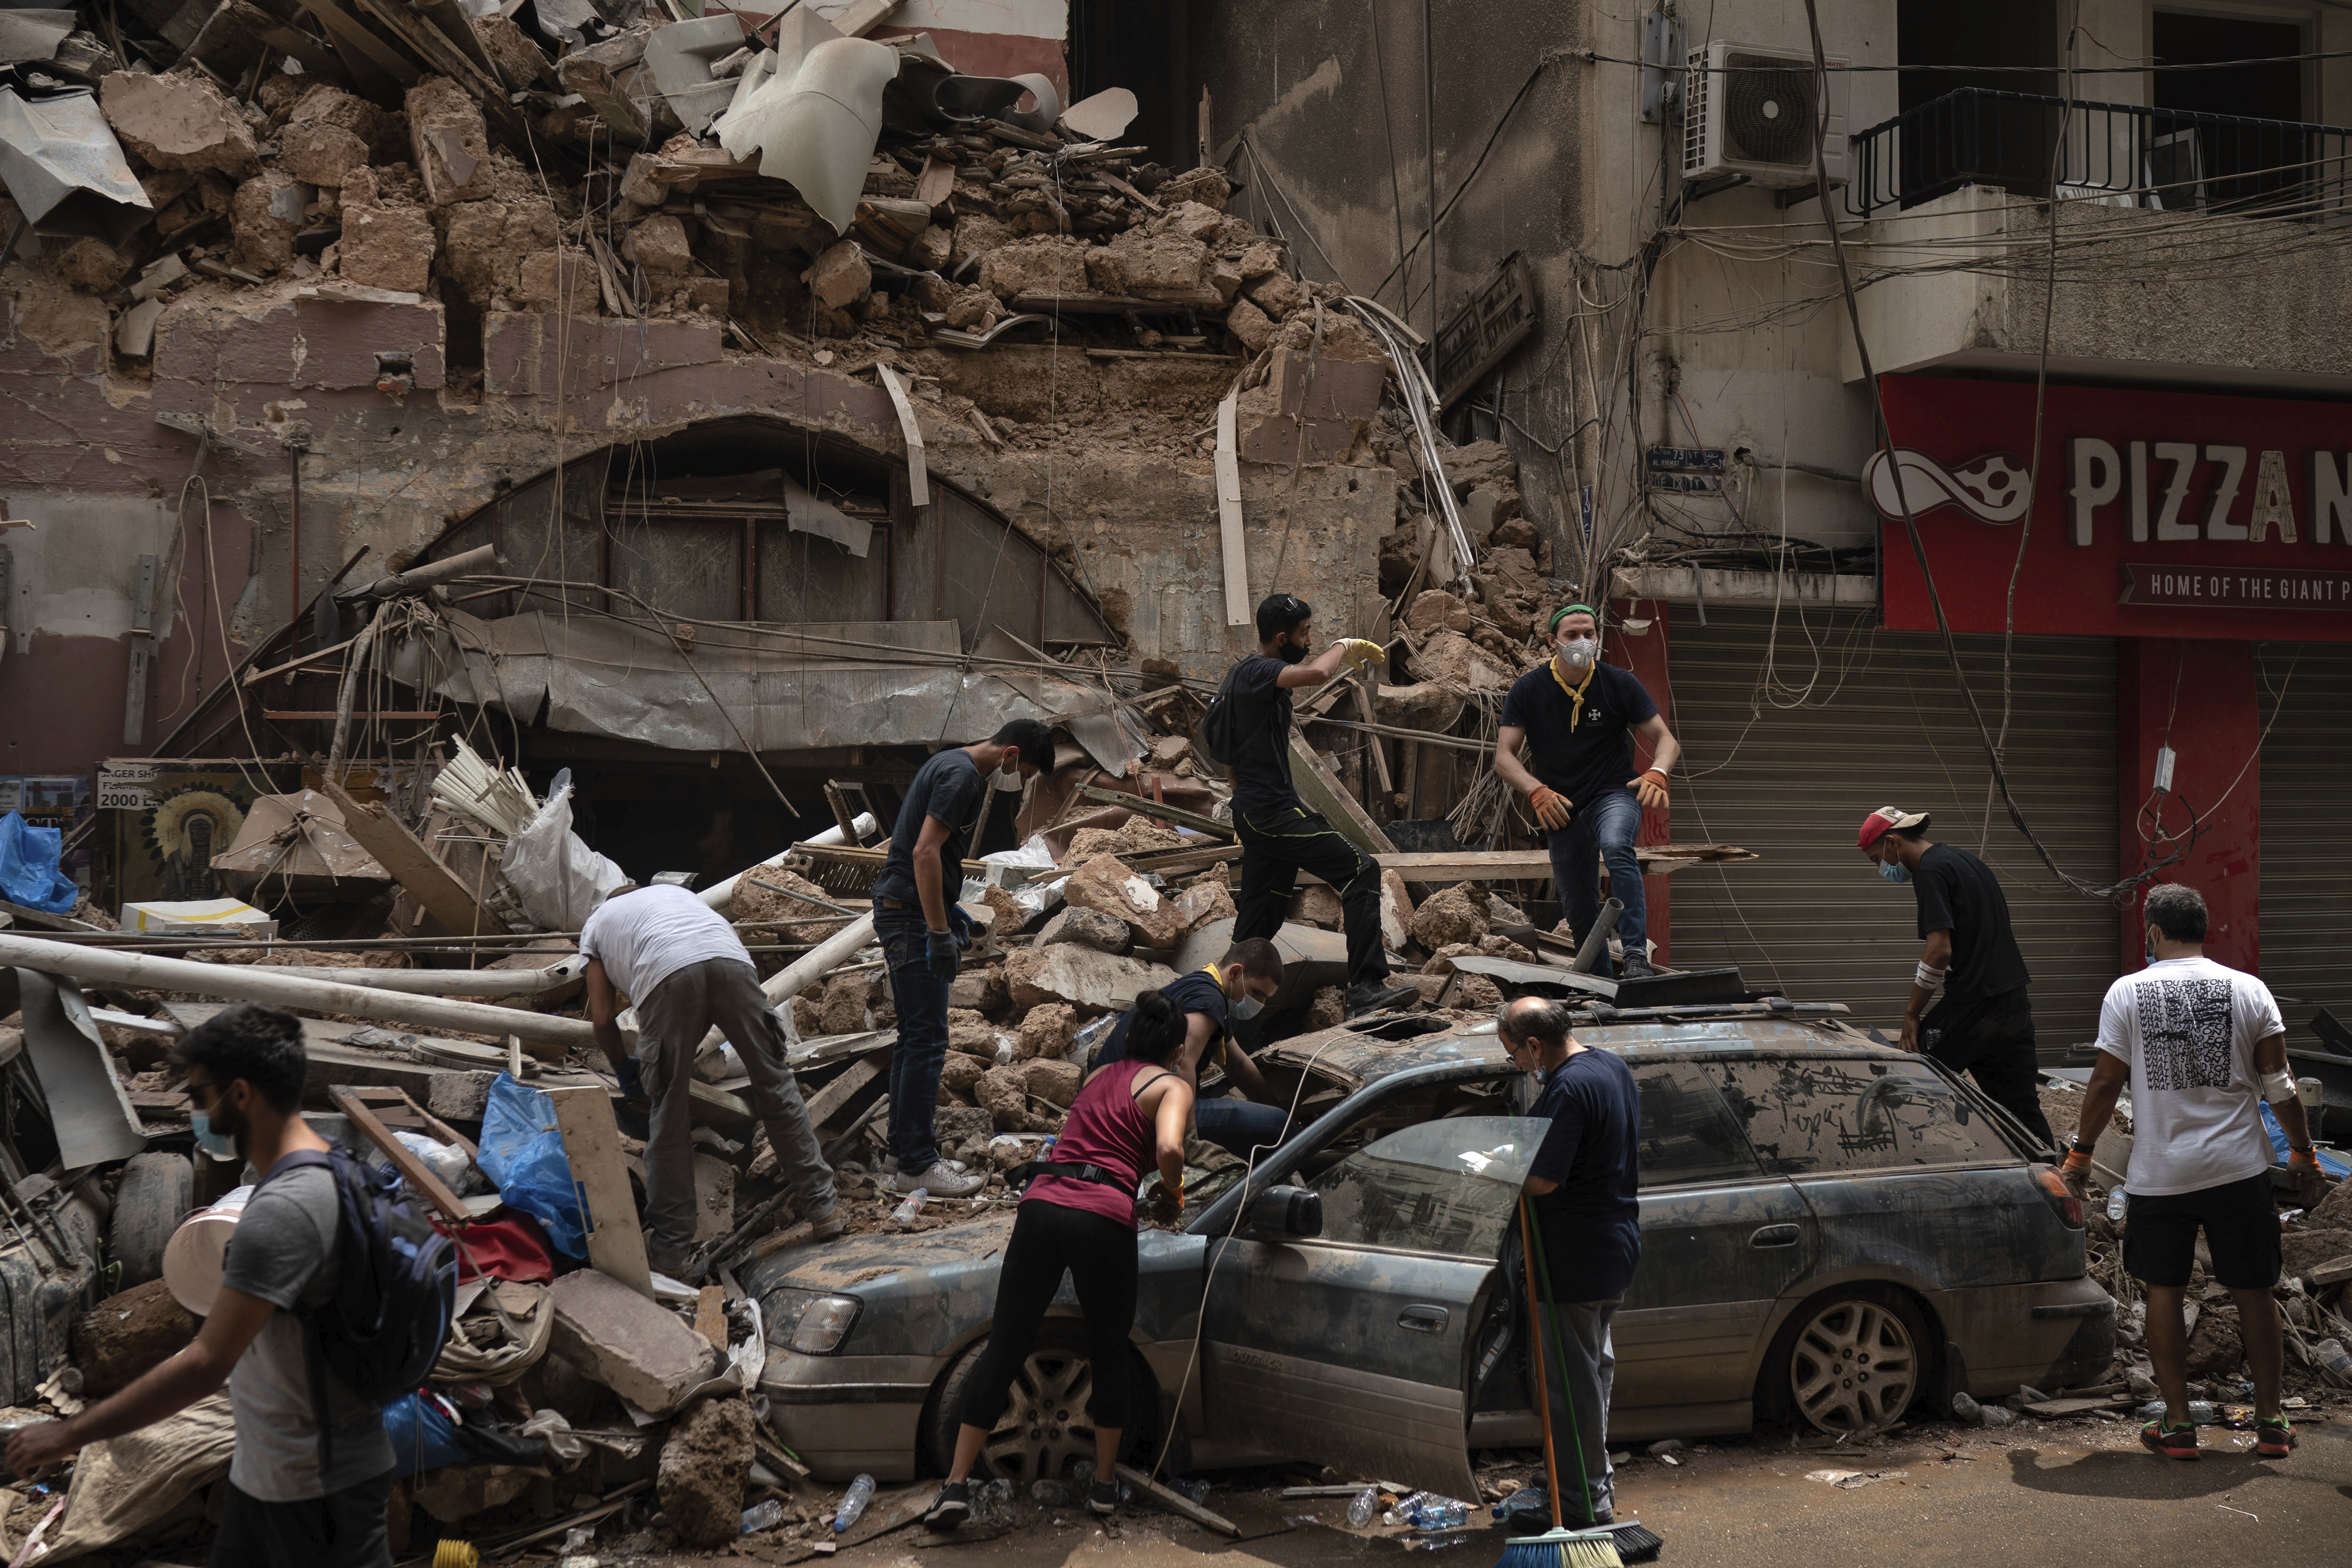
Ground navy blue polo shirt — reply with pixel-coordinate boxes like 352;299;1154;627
1498;660;1660;817
1527;1048;1643;1302
872;750;988;907
1099;967;1231;1071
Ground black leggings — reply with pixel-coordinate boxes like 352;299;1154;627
957;1199;1140;1432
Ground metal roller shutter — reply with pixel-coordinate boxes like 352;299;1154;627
1663;606;2118;1053
2257;642;2352;1032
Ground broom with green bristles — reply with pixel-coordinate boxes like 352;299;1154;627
1493;1197;1622;1568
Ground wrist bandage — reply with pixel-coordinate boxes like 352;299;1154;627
2261;1067;2297;1104
1914;961;1947;991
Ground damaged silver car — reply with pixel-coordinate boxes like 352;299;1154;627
746;1000;2112;1497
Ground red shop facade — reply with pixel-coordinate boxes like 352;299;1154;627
1871;373;2352;987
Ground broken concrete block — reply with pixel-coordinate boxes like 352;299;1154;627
1039;905;1132;955
287;83;393;154
1225;296;1274;354
1066;854;1188;949
949;213;1012;273
230;170;302;273
1065;827;1123;864
819;972;872;1036
801;237;870;307
977;233;1090;302
1175;880;1235;934
1156;167;1232;209
548;1268;721;1415
406;73;494;206
101;70;260;177
436;198;533;300
1152;199;1226;242
1017;1002;1077;1060
339;200;435;294
679;274;731;314
72;1276;198;1397
1245;270;1303;320
1023;1057;1081;1109
1381;868;1415;952
426;1069;500;1122
1208;254;1243;302
1003;945;1178;1014
1237;239;1285;280
517;249;598;312
278;122;369;188
1308;985;1346;1031
658;1394;753;1546
1411;883;1492;950
1285;884;1344;930
1378;681;1464;732
619;151;667;207
477;13;556;92
906;223;952;271
1104;229;1208;297
626;213;692;275
976;1064;1029;1130
1406;589;1473;634
942;1052;989;1095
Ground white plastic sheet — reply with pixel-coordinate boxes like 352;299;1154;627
500;781;627;932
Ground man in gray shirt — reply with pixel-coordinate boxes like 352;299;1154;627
5;1004;395;1565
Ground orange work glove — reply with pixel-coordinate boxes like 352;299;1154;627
1528;786;1572;830
1629;768;1670;812
2287;1146;2325;1207
2059;1146;2094;1201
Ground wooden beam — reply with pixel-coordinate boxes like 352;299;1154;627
1351;675;1393;802
242;632;361;686
1114;1464;1239;1536
545;1083;653;1297
1287;732;1397;858
319;779;497;937
329;1085;469;1222
799;1056;880;1130
1215;389;1248;626
1074;784;1234;841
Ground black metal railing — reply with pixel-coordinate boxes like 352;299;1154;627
1848;87;2352;220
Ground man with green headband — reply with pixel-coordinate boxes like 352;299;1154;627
1494;604;1680;978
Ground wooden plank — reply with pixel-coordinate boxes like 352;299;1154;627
1352;675;1393;800
1114;1463;1239;1536
545;1083;653;1298
330;1085;470;1221
242;632;361;686
1359;847;1760;883
1074;784;1234;841
287;0;418;98
1215;389;1248;625
320;779;496;937
398;1087;479;1161
875;365;930;509
799;1057;880;1130
694;1283;728;1351
554;54;648;145
1287;732;1398;858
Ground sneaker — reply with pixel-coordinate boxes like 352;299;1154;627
2255;1415;2296;1458
892;1161;987;1197
1345;980;1422;1018
922;1480;970;1530
1619;953;1657;980
1086;1479;1120;1516
2140;1420;2199;1461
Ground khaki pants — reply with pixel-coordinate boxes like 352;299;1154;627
635;958;836;1266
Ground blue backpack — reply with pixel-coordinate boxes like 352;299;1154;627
258;1148;458;1468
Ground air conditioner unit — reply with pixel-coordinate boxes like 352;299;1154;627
1683;40;1849;189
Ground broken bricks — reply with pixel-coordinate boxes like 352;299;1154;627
547;1269;722;1417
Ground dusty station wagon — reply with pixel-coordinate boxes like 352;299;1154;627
746;998;2113;1498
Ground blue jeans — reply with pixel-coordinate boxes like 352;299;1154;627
1543;787;1645;963
875;903;956;1171
1192;1096;1288;1161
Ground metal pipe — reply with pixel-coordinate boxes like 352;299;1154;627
1570;897;1623;975
167;958;589;997
0;931;596;1050
324;601;385;776
352;542;505;601
288;445;301;629
697;815;877;909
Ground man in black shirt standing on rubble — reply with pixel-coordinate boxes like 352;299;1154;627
1219;594;1420;1018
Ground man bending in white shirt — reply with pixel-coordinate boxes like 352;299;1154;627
2062;882;2323;1463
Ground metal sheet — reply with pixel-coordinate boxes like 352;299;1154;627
643;12;747;137
784;475;872;558
0;88;153;245
13;967;146;1170
210;788;389;885
2257;641;2352;1037
0;11;74;64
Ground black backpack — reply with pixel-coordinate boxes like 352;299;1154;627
1196;663;1243;766
259;1148;458;1467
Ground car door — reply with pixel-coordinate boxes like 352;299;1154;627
1612;1059;1820;1423
1200;1114;1547;1499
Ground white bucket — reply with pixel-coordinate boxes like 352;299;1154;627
161;1185;254;1315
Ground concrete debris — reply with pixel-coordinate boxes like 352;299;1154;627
98;71;257;177
1002;944;1179;1014
547;1268;723;1416
657;1394;755;1547
1037;903;1133;955
1410;883;1492;950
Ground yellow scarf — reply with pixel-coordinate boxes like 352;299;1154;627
1196;967;1232;1067
1548;654;1597;728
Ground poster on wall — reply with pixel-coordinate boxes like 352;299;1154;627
110;767;254;909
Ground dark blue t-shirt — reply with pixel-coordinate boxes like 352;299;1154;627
1221;653;1300;819
1528;1048;1643;1302
873;749;988;907
1498;660;1660;821
1098;967;1230;1072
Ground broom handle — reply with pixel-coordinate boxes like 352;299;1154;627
1518;1197;1565;1531
1526;1203;1596;1526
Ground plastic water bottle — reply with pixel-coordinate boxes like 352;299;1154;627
834;1474;875;1533
892;1189;928;1226
2314;1338;2352;1377
1951;1391;1983;1424
1347;1488;1378;1528
2106;1186;2128;1222
740;1500;785;1535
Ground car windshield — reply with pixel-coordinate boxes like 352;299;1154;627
1307;1115;1549;1257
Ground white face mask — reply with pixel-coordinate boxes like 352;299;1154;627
1558;636;1598;669
993;761;1027;793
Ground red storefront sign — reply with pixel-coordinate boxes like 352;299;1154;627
1872;376;2352;640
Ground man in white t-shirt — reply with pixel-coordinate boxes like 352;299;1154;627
582;883;839;1277
2062;883;2323;1463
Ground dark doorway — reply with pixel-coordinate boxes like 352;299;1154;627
2153;11;2310;211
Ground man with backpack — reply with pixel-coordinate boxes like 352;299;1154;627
5;1004;409;1565
1208;594;1419;1019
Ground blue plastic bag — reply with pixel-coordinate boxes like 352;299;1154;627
0;811;76;913
382;1390;470;1476
2261;1100;2351;1179
476;1073;588;1257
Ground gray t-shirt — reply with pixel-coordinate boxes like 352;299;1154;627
218;1161;395;1500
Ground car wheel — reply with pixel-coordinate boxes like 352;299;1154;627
110;1153;192;1290
921;1322;1152;1485
1764;1286;1927;1435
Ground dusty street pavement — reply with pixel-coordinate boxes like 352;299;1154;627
680;1409;2352;1568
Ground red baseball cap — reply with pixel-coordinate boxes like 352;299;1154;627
1856;807;1930;849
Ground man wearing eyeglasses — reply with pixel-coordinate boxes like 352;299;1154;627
4;1004;397;1565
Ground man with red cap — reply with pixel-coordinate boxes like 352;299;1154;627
1857;806;2055;1148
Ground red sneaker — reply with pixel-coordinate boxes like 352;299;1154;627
2140;1421;2199;1461
2254;1417;2295;1459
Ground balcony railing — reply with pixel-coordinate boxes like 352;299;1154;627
1848;87;2352;220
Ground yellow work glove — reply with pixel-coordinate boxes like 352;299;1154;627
1529;786;1572;830
1337;638;1388;672
1630;768;1669;812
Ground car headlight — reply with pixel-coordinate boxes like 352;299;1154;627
764;1288;862;1354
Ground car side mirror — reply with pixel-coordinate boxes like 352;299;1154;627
1246;1185;1322;1240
